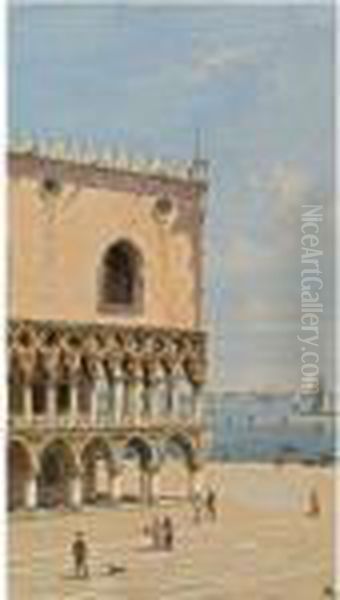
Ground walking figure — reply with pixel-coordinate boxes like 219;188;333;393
72;531;90;579
206;488;217;521
192;491;202;524
306;487;320;517
151;515;162;550
163;516;174;551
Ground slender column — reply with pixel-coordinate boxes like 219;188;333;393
139;470;148;504
69;382;79;427
70;472;83;510
173;370;195;421
122;378;132;423
145;470;160;505
113;365;125;425
90;383;98;427
171;374;181;420
133;367;145;425
110;470;122;503
149;371;164;423
23;383;33;425
24;473;38;510
95;366;110;428
148;384;157;423
126;380;138;424
152;372;172;421
143;384;153;422
107;383;115;426
147;362;169;422
46;382;57;425
192;384;202;422
94;458;110;497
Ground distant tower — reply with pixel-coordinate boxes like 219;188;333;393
301;375;325;414
191;128;209;180
311;375;325;413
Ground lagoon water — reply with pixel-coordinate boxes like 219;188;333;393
203;392;334;461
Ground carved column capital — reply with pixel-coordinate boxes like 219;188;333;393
143;355;157;384
123;352;142;379
58;347;82;383
36;345;61;383
81;351;101;381
185;356;206;386
13;345;36;384
104;348;122;378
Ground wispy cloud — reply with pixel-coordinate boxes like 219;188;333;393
193;45;259;81
264;163;310;226
222;163;312;323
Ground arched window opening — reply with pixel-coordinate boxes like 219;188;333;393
99;241;143;311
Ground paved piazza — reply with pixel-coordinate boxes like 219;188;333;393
9;464;333;600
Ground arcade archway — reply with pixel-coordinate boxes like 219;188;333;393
160;432;196;500
121;436;153;503
38;439;77;508
8;440;34;510
81;436;113;504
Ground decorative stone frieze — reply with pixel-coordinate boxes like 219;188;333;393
8;319;206;386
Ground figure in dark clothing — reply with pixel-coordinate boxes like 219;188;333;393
72;532;89;579
163;516;174;551
151;515;162;550
143;515;162;550
206;488;217;521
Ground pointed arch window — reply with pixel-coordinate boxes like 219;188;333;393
99;240;143;313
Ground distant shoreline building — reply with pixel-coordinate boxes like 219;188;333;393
8;139;208;510
203;389;335;463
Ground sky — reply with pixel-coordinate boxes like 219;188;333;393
8;3;335;391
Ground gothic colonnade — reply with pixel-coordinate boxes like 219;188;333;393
8;432;203;511
9;359;202;428
8;321;206;512
9;322;205;427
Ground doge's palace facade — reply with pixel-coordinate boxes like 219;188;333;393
7;139;208;510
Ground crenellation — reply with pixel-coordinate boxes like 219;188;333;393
9;135;208;185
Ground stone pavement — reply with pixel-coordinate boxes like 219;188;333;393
8;464;333;600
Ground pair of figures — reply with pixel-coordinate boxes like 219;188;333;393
193;487;217;524
147;515;174;551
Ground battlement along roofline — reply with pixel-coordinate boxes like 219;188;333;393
8;137;208;197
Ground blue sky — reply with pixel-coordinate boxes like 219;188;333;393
9;4;335;390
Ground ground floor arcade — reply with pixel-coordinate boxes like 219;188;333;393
8;431;203;511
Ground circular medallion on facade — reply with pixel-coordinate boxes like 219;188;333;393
41;175;61;196
153;195;175;225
